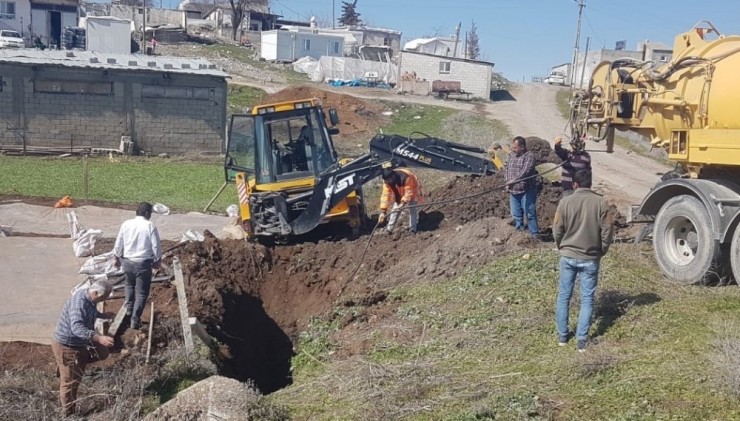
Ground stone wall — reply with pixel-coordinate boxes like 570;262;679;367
0;64;226;154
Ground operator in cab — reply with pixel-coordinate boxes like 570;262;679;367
377;164;423;234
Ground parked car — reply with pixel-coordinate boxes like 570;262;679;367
544;71;567;86
0;30;24;49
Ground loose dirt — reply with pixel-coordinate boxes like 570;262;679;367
261;85;390;143
0;83;640;413
1;137;629;397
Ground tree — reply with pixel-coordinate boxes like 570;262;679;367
228;0;252;41
466;20;480;60
338;0;362;27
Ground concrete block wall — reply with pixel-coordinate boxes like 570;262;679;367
399;51;492;100
0;64;226;155
110;5;187;30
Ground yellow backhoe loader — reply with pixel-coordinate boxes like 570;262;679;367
224;98;500;240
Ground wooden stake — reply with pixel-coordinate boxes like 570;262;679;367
83;154;89;206
108;305;129;337
146;302;154;364
173;257;194;356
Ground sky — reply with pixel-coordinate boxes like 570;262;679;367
267;0;740;82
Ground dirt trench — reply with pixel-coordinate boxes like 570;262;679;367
138;149;573;393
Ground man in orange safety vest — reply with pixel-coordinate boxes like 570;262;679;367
378;166;423;233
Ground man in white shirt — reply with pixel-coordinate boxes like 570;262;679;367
114;202;162;330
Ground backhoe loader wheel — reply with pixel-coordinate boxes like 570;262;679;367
653;196;717;284
730;227;740;283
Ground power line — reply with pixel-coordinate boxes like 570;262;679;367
272;0;309;21
583;13;604;48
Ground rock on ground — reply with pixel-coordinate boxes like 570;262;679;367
145;375;259;420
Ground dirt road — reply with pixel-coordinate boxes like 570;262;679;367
311;82;673;208
486;83;671;207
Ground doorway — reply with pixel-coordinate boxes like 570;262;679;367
48;11;61;48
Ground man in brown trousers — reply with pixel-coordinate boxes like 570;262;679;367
51;280;115;416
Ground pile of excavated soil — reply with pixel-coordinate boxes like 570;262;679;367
423;171;562;231
261;86;390;142
526;136;561;164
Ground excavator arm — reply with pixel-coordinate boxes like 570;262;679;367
287;135;497;235
369;134;497;175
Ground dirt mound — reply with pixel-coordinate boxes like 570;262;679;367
423;172;562;232
526;136;561;165
261;85;389;141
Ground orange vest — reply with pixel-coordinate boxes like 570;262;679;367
379;169;423;211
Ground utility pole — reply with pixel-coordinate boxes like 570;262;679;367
452;22;461;58
332;0;335;28
569;0;586;90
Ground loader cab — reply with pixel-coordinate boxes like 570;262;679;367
225;99;339;185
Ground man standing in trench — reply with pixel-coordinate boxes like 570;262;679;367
114;202;162;330
553;169;614;352
52;280;115;416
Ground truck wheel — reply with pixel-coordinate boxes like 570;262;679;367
730;227;740;282
653;196;717;284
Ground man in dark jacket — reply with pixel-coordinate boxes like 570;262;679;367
554;135;592;197
552;169;614;352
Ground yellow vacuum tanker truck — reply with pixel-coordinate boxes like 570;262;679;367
573;21;740;284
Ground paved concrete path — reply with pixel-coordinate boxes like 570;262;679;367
0;204;232;344
0;203;230;240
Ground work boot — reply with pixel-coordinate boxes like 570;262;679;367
576;339;588;353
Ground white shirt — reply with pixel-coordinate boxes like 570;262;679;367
113;216;162;263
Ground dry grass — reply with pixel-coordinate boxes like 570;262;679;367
274;245;740;419
711;322;740;397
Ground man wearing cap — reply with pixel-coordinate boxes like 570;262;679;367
554;135;592;197
51;280;116;416
378;165;423;233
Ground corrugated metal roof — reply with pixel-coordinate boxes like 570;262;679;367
0;49;229;77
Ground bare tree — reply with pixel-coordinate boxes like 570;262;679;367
338;0;361;26
227;0;258;40
466;20;480;60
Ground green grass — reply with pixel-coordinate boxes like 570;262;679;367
556;89;572;121
380;102;459;138
275;245;740;419
0;155;234;213
227;84;266;115
0;101;508;215
201;44;308;83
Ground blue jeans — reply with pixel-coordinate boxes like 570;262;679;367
510;187;539;235
555;257;600;341
123;259;153;325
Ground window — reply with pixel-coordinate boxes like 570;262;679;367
439;61;451;74
332;41;340;54
0;1;15;19
660;55;668;62
34;80;113;95
383;37;390;46
141;85;214;100
303;39;310;51
225;115;257;181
